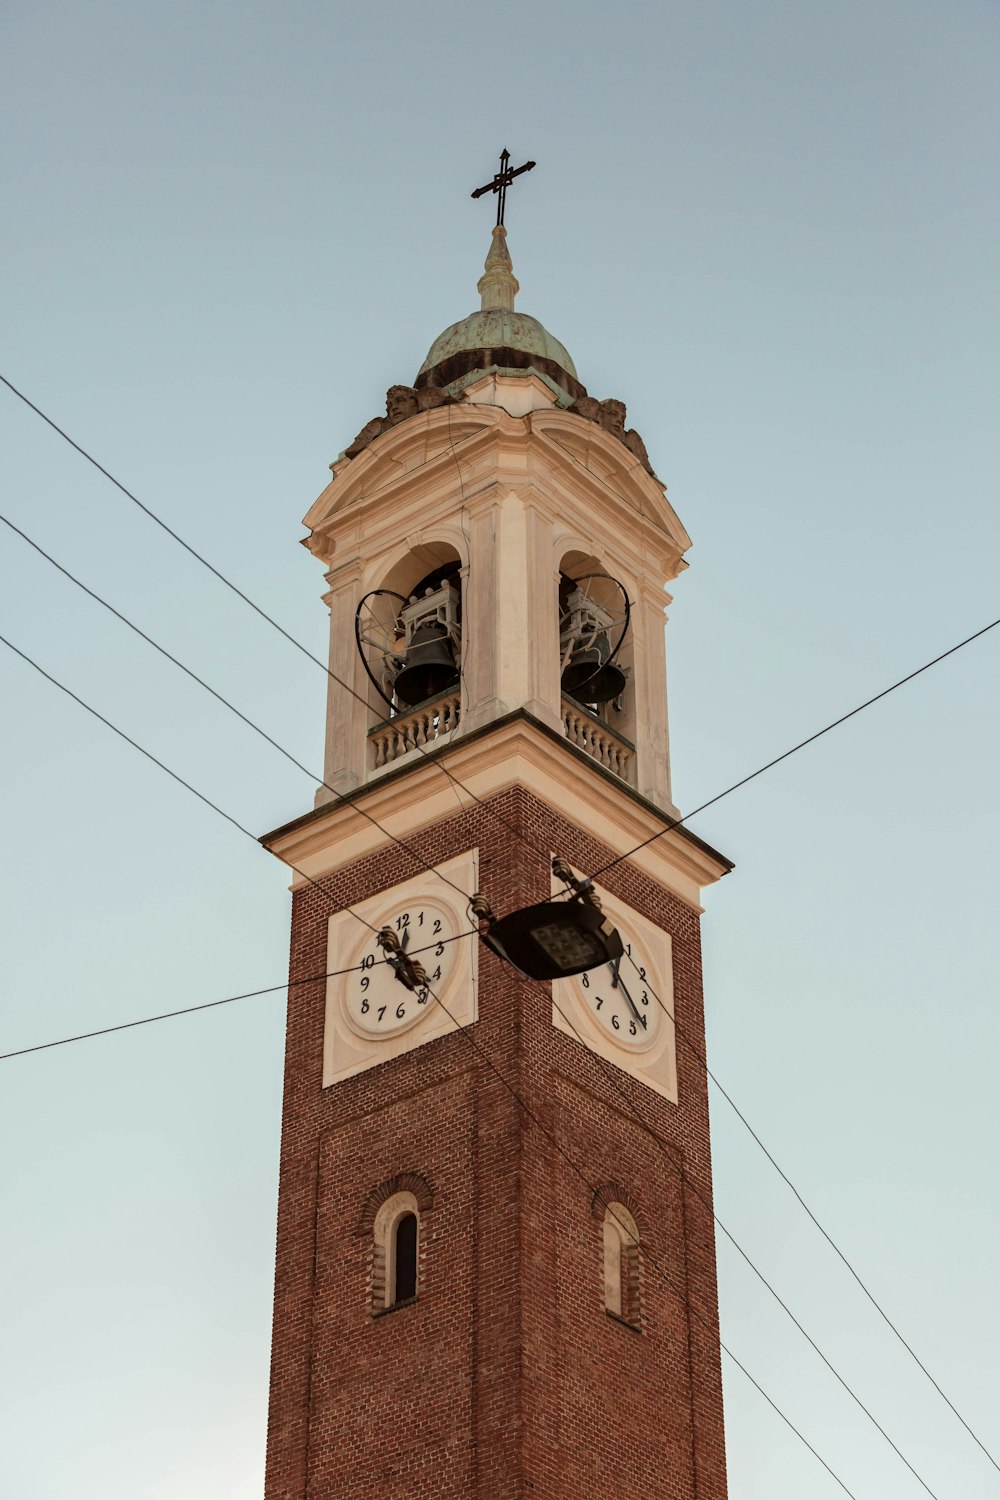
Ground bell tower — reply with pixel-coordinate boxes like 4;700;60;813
262;216;732;1499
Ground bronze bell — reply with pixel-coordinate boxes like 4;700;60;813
561;633;627;705
392;620;459;707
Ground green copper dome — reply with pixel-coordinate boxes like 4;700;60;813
414;227;585;403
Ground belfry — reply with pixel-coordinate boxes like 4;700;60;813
262;183;732;1498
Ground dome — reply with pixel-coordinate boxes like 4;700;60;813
414;227;586;403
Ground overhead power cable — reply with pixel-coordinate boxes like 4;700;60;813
0;931;476;1063
625;949;1000;1480
0;510;476;910
3;377;996;1471
0;632;935;1499
416;973;862;1500
587;617;1000;881
5;370;997;919
0;373;554;868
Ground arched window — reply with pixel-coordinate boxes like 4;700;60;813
359;1172;434;1314
601;1199;641;1328
369;1187;426;1312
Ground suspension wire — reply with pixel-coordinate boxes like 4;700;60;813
462;912;949;1496
3;373;994;1476
558;948;944;1495
0;511;477;909
418;973;861;1500
0;373;553;863
0;930;477;1063
618;945;1000;1480
586;616;1000;883
3;503;939;1471
0;631;945;1496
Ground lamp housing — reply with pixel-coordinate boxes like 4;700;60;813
482;898;623;981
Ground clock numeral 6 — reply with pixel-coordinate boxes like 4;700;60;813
396;1003;406;1020
611;1014;620;1030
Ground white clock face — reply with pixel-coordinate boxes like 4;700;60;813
551;870;677;1102
323;851;479;1087
571;932;661;1051
344;898;458;1040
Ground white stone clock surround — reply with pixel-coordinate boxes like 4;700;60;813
323;849;479;1087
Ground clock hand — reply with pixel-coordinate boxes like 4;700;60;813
609;956;642;1023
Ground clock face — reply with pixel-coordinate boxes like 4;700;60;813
571;931;661;1052
323;851;479;1087
344;897;458;1040
551;871;676;1102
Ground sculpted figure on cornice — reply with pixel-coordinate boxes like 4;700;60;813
343;384;460;461
567;394;654;476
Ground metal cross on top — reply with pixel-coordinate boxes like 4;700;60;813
471;148;536;227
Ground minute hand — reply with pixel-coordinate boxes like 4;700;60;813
610;957;642;1022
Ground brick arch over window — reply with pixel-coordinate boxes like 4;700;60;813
356;1171;435;1236
590;1182;642;1228
592;1183;643;1329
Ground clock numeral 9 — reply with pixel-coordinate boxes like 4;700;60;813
360;976;369;992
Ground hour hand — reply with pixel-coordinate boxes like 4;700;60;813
610;957;642;1022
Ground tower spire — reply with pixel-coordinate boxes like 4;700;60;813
477;224;519;312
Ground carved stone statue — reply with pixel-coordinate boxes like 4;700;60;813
342;385;460;462
623;428;653;473
566;394;655;476
597;399;627;442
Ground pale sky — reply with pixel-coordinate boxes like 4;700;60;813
2;3;999;1497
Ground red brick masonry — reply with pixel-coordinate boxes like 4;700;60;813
264;786;728;1500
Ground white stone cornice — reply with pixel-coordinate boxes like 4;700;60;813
262;713;731;911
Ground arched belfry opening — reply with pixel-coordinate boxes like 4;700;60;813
355;542;465;771
557;549;635;761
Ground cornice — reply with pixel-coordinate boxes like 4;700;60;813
261;708;732;911
301;404;691;580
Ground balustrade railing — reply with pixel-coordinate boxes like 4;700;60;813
369;690;462;769
561;699;634;782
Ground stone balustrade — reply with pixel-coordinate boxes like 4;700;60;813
561;699;634;782
369;691;462;769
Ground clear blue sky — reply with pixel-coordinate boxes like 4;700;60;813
2;3;998;1496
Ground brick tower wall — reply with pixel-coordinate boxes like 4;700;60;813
263;784;728;1500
